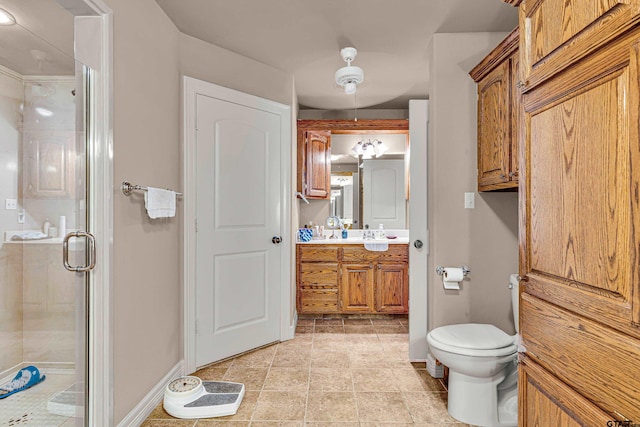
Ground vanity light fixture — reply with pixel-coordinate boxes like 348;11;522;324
0;8;16;25
335;47;364;95
351;138;389;159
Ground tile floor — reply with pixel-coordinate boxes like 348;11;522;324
142;317;472;427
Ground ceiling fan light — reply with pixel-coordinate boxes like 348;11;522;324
344;82;357;95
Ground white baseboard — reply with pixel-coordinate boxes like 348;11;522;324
117;360;184;427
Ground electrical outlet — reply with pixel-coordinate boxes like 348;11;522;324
464;192;475;209
5;199;17;210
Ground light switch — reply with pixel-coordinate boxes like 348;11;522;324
5;199;17;210
464;192;475;209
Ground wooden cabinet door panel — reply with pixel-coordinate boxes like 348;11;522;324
521;293;640;421
375;263;408;313
477;60;511;189
305;130;331;198
521;0;640;89
341;263;375;312
522;36;640;336
519;355;612;426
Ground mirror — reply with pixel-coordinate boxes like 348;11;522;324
330;133;408;229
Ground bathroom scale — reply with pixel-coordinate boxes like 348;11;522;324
163;376;245;419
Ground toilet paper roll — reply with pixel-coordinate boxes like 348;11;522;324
443;267;464;290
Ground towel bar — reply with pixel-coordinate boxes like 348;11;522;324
121;181;183;197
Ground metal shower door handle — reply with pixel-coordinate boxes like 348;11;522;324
63;231;96;272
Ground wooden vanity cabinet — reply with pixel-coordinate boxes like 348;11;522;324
297;128;331;199
297;244;408;314
470;28;520;192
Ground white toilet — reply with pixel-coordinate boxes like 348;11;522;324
426;274;519;427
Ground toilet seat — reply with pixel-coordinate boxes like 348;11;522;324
428;323;517;357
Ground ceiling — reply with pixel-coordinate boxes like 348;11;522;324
0;0;75;75
0;1;518;109
155;0;518;110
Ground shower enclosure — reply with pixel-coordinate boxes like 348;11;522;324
0;10;91;425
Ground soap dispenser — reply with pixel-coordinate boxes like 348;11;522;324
376;224;385;239
43;218;51;235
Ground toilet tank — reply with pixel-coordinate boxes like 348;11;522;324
509;274;519;333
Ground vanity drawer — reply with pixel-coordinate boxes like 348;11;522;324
297;245;340;262
342;244;408;263
299;262;338;285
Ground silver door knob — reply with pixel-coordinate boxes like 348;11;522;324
272;236;282;244
414;240;423;249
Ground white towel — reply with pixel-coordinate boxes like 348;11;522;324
144;187;176;219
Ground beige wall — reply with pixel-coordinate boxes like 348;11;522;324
107;1;296;422
180;34;292;106
428;32;519;334
107;0;181;423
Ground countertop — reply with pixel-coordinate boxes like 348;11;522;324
296;229;409;245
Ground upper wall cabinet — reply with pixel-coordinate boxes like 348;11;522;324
470;28;520;192
297;128;331;199
520;0;640;90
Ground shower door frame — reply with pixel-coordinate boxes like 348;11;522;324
70;1;113;425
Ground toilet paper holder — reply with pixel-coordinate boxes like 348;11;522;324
436;265;470;276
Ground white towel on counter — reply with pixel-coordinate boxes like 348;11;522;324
10;231;49;241
144;187;176;219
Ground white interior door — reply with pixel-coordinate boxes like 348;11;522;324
363;159;406;229
409;100;429;360
195;93;281;366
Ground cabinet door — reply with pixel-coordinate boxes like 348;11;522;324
520;0;640;89
522;34;640;337
298;262;339;313
23;131;76;199
510;51;521;181
477;60;511;190
375;263;408;314
521;31;640;420
519;356;611;426
304;130;331;198
340;263;375;313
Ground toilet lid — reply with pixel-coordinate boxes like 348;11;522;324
429;323;514;350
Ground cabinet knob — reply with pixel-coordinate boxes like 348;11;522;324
516;81;525;89
500;174;506;179
509;172;516;177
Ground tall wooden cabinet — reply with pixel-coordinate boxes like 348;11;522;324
470;28;520;192
517;0;640;424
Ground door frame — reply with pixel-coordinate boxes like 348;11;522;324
73;1;114;424
65;0;114;425
182;76;292;374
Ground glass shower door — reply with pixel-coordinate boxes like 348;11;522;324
0;30;92;425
